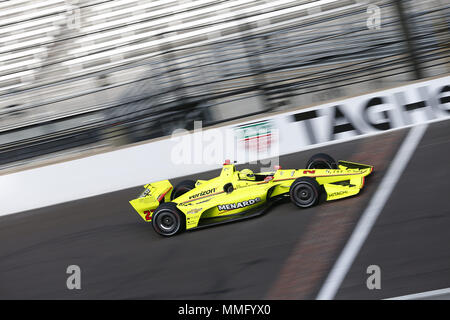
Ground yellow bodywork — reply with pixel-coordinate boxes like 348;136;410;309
129;180;173;222
129;160;373;230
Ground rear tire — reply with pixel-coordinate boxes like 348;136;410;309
306;153;338;169
170;180;196;200
152;202;185;237
290;177;321;208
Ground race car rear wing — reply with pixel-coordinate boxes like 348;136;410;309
141;180;173;202
129;180;173;222
338;160;374;171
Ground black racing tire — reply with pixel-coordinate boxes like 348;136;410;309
289;177;321;208
152;202;185;237
306;153;338;169
170;180;196;200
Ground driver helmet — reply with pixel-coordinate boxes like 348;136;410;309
240;168;255;180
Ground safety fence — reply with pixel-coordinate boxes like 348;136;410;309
0;0;449;168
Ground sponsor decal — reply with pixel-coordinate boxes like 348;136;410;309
329;191;348;197
303;170;316;174
326;169;343;174
189;188;216;199
235;119;273;152
186;208;203;215
139;188;151;198
178;202;192;206
291;82;450;144
218;197;262;211
195;198;212;204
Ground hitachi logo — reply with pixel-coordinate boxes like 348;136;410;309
189;188;216;199
329;191;348;197
218;197;261;211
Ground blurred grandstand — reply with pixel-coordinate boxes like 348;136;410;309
0;0;449;169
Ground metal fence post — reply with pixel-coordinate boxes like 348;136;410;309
393;0;424;80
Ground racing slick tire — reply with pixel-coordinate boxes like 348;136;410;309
306;153;338;169
289;177;321;208
152;202;185;237
170;180;196;200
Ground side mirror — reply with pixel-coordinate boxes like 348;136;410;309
223;183;234;194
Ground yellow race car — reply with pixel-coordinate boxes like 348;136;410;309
129;153;373;236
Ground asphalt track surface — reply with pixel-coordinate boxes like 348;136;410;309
0;119;448;299
336;119;450;299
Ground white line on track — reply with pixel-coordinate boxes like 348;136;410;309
316;123;429;300
385;287;450;300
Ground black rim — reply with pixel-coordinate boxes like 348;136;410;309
294;183;316;206
155;210;179;235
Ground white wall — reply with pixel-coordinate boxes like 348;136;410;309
1;75;449;216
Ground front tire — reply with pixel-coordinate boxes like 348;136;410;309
152;202;185;237
290;177;321;208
